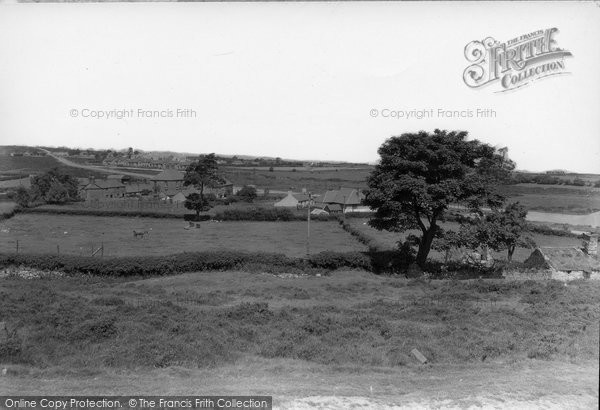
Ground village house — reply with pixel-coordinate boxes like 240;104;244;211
82;178;126;200
149;168;233;200
150;169;186;193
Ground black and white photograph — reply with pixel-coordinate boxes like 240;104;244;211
0;1;599;409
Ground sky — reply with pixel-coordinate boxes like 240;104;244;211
0;1;599;173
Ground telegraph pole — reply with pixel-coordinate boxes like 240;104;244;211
306;192;311;258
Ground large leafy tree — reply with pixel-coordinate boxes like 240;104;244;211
183;153;225;212
30;168;79;204
184;192;217;219
461;202;534;262
364;129;514;268
236;185;257;203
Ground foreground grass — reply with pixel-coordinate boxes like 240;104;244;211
1;271;598;370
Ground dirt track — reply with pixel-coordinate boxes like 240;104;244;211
2;360;597;409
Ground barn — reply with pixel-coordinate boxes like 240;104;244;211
274;192;313;208
523;246;600;281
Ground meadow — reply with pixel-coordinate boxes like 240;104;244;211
0;271;598;406
0;155;108;180
221;166;371;192
500;183;600;214
0;214;363;257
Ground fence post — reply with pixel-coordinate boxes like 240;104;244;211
57;244;60;256
101;242;104;257
16;240;19;254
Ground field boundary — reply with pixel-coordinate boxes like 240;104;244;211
0;250;374;276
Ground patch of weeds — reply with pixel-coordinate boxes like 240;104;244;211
92;296;125;306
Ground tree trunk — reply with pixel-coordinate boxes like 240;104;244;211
507;245;515;263
416;227;436;268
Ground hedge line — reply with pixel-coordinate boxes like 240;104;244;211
212;207;333;221
16;207;187;219
0;250;373;276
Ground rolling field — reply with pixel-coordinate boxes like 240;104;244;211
345;218;584;262
0;154;109;180
222;167;371;192
0;270;598;407
500;183;600;214
0;214;364;257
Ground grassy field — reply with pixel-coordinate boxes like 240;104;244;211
345;218;583;262
36;197;287;216
0;214;362;257
500;183;600;214
0;155;109;180
222;167;371;192
0;270;598;406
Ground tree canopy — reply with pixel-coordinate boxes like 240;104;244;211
364;129;514;267
183;153;225;215
460;202;534;262
30;168;79;204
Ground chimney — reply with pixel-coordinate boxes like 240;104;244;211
583;233;598;256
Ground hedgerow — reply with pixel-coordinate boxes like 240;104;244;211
213;207;333;221
0;250;375;276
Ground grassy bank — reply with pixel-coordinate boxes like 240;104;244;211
1;271;598;370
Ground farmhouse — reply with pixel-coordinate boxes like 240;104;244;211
523;235;599;280
150;169;185;193
274;191;313;208
321;188;369;213
150;169;233;198
83;179;126;200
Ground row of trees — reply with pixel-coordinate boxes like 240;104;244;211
365;130;532;268
9;168;80;207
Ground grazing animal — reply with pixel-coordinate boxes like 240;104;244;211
133;229;149;239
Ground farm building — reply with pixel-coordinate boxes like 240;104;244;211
312;202;342;214
274;191;313;208
523;238;600;280
150;169;233;198
150;169;185;193
125;183;154;197
83;179;126;200
320;188;369;213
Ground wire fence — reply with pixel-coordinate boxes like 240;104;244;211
9;239;105;257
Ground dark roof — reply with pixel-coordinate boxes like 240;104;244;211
325;204;342;212
125;183;153;193
524;247;600;272
321;188;363;205
84;180;125;190
151;169;185;181
292;193;310;202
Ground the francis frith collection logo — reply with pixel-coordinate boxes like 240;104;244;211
463;28;572;92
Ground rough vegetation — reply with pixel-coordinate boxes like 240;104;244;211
0;273;598;370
